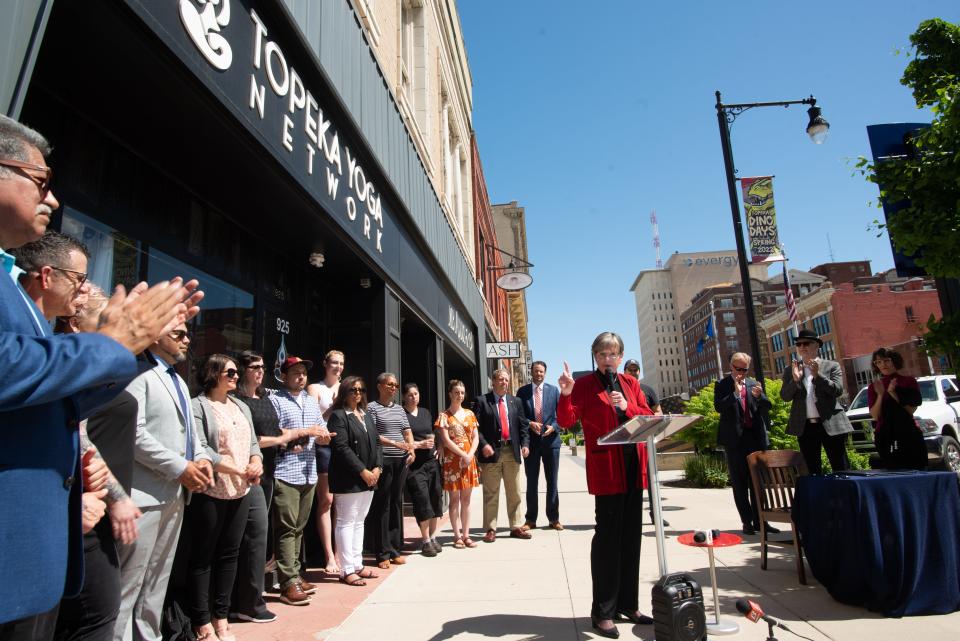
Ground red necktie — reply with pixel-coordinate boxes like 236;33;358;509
534;386;543;423
499;396;510;440
741;384;753;428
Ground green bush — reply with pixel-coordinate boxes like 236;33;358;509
683;453;729;488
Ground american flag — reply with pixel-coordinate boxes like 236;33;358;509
783;261;799;323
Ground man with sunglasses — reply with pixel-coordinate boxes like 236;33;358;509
115;325;213;641
0;115;203;639
714;353;774;535
780;329;853;474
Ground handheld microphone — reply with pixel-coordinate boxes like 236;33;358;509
735;599;791;631
603;368;616;392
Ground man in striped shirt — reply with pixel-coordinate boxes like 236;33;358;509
269;356;332;606
365;372;414;568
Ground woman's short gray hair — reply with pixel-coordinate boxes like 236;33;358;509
591;331;624;356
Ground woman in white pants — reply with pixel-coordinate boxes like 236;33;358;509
327;376;383;586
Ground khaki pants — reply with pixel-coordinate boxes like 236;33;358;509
273;479;316;589
480;445;523;531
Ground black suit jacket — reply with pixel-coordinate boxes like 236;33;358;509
714;375;771;450
327;409;383;494
473;392;529;463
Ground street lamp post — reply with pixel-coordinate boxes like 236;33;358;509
715;91;829;389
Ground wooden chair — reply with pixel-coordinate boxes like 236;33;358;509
746;450;808;584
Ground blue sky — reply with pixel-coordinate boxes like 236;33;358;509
459;1;959;381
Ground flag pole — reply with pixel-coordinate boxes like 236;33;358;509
710;298;723;379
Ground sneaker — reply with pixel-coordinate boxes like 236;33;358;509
280;583;311;606
232;610;278;623
421;541;437;557
431;539;443;553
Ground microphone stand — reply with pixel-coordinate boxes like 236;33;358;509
765;620;778;641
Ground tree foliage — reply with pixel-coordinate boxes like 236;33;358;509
856;18;960;370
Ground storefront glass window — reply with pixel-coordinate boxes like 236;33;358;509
60;208;141;292
147;249;254;361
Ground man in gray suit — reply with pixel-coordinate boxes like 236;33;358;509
780;329;853;474
114;324;212;641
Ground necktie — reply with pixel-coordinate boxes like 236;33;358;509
498;396;510;440
168;366;194;460
740;384;752;428
534;386;543;423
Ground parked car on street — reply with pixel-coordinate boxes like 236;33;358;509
846;375;960;471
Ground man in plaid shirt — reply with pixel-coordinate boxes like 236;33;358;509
269;356;332;606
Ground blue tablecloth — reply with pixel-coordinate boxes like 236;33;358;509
793;471;960;617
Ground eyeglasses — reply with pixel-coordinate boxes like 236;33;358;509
596;351;621;361
0;158;53;197
382;381;398;388
873;358;893;366
795;341;817;347
168;330;190;341
50;266;87;287
349;387;366;394
246;364;265;370
224;369;239;378
733;366;749;373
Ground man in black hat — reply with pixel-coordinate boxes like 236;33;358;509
780;329;853;474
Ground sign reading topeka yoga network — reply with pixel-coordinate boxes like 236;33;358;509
741;176;784;263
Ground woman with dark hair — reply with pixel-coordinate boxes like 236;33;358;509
188;354;264;641
435;379;479;549
402;382;443;556
558;331;654;639
230;350;295;623
868;347;925;470
327;376;382;586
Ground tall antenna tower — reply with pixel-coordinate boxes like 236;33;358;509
827;234;836;262
651;210;663;269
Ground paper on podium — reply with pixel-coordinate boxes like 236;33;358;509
596;414;702;445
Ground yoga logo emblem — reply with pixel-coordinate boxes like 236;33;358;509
179;0;233;70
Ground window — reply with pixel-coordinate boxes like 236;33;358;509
60;208;141;292
775;356;786;372
822;340;836;360
720;298;733;308
787;327;797;342
400;1;429;138
905;306;916;322
723;312;735;323
724;326;737;337
812;313;831;336
775;295;785;305
771;333;783;352
726;339;739;351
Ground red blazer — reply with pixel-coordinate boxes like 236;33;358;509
558;371;652;496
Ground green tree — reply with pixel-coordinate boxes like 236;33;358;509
857;18;960;370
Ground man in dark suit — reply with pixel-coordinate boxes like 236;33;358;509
781;329;853;474
714;352;773;535
0;115;201;640
517;361;563;531
474;368;531;542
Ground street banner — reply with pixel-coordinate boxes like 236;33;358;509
741;176;784;263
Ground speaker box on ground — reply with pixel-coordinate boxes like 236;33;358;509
651;572;707;641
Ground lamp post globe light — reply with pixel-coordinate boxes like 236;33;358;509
715;91;829;388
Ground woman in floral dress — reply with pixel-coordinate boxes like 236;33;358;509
435;379;479;548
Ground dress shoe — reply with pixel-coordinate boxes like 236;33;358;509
521;521;536;531
510;527;532;539
391;555;407;565
764;523;782;534
615;610;654;625
591;618;619;639
742;523;757;535
280;583;311;606
549;521;565;531
298;577;317;594
483;529;497;543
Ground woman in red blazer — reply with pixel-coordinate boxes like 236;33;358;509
557;332;653;639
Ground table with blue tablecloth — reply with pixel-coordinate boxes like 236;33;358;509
793;470;960;617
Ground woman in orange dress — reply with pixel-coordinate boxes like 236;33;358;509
435;379;480;548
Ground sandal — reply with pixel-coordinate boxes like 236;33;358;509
452;538;466;549
357;568;379;579
463;537;478;548
214;627;237;641
340;573;367;587
324;564;341;576
377;560;391;570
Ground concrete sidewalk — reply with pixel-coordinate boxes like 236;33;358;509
239;450;960;640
